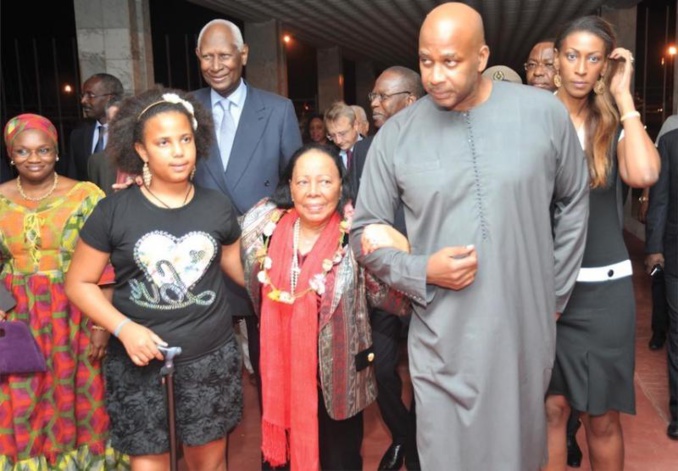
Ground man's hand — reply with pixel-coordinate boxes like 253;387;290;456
111;175;143;191
644;253;664;275
426;245;477;290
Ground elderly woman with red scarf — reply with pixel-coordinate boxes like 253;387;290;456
241;143;410;471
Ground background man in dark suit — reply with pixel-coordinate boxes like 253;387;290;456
324;101;362;171
87;99;122;195
645;126;678;440
64;73;123;180
352;65;424;471
191;19;302;443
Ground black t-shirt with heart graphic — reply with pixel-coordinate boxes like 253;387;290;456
80;185;241;363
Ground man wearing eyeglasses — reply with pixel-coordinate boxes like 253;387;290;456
324;101;362;170
352;65;424;471
64;73;124;180
524;40;557;91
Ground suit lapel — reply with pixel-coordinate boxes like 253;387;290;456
225;87;268;189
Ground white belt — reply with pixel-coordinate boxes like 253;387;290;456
576;259;632;283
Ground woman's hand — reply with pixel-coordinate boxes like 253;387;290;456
117;321;166;366
88;329;110;362
361;224;410;255
608;47;634;104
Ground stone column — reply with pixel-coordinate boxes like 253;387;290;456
73;0;154;95
355;60;375;127
317;46;344;113
244;20;288;96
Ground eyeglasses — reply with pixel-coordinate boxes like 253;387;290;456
80;92;114;100
524;61;555;72
326;128;353;142
368;91;411;102
12;147;57;159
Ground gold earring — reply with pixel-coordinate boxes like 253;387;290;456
142;162;152;187
594;77;605;95
190;166;196;180
553;74;562;88
9;160;15;166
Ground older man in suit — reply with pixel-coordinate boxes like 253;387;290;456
646;126;678;440
65;73;123;180
191;19;302;445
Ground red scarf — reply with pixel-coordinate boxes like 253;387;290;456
260;209;341;471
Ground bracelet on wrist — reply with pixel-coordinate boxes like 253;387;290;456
639;196;649;203
91;324;107;332
113;318;131;338
620;111;641;123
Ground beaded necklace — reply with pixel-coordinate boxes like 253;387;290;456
16;173;59;202
256;208;350;304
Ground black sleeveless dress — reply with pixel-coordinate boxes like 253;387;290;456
548;152;636;415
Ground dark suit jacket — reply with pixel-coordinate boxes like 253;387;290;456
647;128;678;277
87;150;117;196
350;136;374;198
191;84;302;215
191;83;302;316
351;135;407;236
66;121;97;181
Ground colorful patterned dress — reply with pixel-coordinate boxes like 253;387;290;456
0;182;127;471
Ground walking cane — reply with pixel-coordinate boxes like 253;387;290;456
158;345;182;471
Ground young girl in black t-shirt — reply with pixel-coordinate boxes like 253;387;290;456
66;87;244;469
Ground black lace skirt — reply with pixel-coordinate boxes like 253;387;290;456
103;340;243;456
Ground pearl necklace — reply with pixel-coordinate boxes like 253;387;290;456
16;173;59;201
291;219;301;295
256;209;349;304
144;184;193;209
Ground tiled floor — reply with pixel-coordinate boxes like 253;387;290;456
183;231;678;470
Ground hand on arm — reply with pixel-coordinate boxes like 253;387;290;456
425;245;477;290
361;223;410;255
65;239;165;366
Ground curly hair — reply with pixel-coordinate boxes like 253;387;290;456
107;87;214;175
270;143;354;217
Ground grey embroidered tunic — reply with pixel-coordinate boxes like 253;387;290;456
351;82;590;471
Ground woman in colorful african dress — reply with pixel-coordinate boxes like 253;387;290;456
0;113;126;470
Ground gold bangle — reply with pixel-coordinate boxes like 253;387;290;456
620;111;641;123
91;324;107;332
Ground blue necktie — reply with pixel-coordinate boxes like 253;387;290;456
219;100;235;171
93;125;105;153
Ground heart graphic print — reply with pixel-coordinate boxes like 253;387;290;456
135;231;217;292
